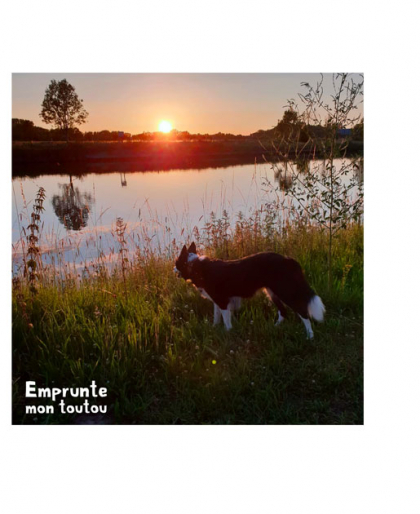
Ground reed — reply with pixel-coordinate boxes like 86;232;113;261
24;187;46;294
115;217;129;299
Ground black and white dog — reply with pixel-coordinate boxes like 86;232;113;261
174;243;325;339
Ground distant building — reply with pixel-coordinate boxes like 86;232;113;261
337;128;352;137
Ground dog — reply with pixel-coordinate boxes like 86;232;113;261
174;242;325;339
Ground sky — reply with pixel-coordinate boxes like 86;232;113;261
12;73;363;135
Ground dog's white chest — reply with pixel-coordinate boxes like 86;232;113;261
198;288;213;301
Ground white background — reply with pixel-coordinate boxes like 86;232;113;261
2;1;420;513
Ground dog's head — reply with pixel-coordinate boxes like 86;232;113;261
174;242;197;280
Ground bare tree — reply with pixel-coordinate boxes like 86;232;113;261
264;73;364;290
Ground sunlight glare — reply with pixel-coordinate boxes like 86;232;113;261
159;120;172;133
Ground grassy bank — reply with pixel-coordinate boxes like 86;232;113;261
12;140;267;172
12;139;363;177
12;220;363;425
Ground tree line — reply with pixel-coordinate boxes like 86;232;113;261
12;116;362;143
251;109;363;142
12;119;252;142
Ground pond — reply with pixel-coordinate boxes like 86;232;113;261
12;158;363;272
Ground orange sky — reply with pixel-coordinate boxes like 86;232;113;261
12;73;363;135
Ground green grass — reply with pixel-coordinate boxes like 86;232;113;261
12;224;363;424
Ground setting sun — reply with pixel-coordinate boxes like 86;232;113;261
158;120;172;133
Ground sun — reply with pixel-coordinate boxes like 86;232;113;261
159;120;172;133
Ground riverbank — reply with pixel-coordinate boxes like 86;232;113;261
12;140;363;177
13;218;363;425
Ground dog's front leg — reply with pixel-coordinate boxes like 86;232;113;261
221;308;232;330
213;303;222;326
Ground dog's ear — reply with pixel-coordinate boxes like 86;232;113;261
180;245;188;260
188;242;197;254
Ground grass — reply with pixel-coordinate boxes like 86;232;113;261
12;217;363;425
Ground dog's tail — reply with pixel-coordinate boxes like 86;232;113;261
307;295;325;322
283;258;326;322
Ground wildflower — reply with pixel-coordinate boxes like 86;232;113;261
212;360;217;365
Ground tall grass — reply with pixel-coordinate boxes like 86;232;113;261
12;187;363;424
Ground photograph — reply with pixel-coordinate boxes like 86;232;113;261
11;72;364;425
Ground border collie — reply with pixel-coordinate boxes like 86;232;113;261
174;243;325;339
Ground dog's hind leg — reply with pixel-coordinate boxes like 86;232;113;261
299;315;314;339
283;297;314;339
265;288;288;326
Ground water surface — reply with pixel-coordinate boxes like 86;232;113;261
12;159;362;271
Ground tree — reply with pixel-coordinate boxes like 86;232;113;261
266;73;364;290
12;118;34;140
274;108;309;143
52;178;93;231
12;119;50;141
281;109;299;125
40;79;88;141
